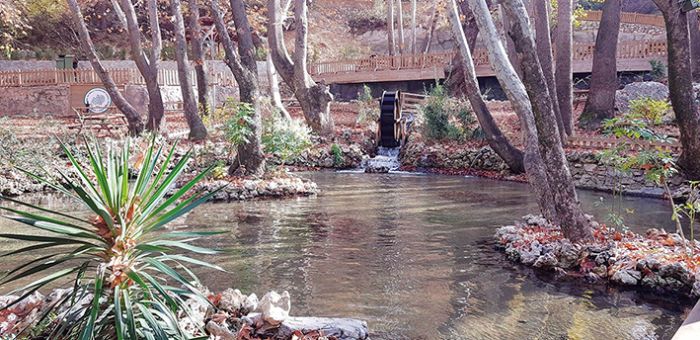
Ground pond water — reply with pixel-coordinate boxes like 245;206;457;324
0;172;693;339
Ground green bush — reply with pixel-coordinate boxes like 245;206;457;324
628;97;671;126
262;116;312;165
421;84;476;142
355;84;379;126
649;59;667;81
0;137;222;338
220;99;255;151
330;143;344;166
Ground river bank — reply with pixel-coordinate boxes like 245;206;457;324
496;214;700;299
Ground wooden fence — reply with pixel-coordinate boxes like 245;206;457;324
581;10;666;28
310;40;667;76
0;68;236;88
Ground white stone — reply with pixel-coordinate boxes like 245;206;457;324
258;291;291;325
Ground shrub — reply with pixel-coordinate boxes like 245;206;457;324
0;137;223;338
420;84;476;142
649;59;667;81
355;84;379;126
330;143;344;167
262;116;312;165
220;99;255;151
628;97;671;126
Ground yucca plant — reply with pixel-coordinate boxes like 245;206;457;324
0;137;224;339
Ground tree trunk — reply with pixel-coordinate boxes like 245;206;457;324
267;52;291;120
267;0;335;136
555;0;574;135
653;0;700;180
67;0;144;135
533;0;566;142
424;0;439;53
388;0;397;55
397;0;404;54
188;0;211;116
172;0;207;141
579;0;621;130
500;5;522;76
411;0;417;55
211;0;266;176
470;0;556;222
688;10;700;82
447;0;525;173
500;0;593;242
117;0;165;132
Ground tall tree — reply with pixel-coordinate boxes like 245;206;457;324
555;0;574;135
187;0;211;116
579;0;622;130
66;0;144;135
688;10;700;82
652;0;700;180
500;0;593;241
388;0;397;55
447;0;524;173
171;0;207;141
533;0;566;141
210;0;266;175
424;0;440;53
470;0;556;222
397;0;405;54
471;0;593;241
411;0;417;54
114;0;165;131
268;0;335;136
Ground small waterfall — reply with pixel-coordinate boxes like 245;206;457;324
362;147;401;173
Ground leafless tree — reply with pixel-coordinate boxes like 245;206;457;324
580;0;622;130
688;10;700;82
210;0;266;175
555;0;574;135
411;0;417;55
424;0;440;53
471;0;593;241
397;0;404;54
447;0;524;173
268;0;335;136
67;0;144;135
187;0;211;116
388;0;397;55
533;0;565;141
652;0;700;180
114;0;166;132
171;0;208;141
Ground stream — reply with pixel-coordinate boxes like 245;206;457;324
0;172;692;339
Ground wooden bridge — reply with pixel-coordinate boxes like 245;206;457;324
309;40;668;84
309;10;670;84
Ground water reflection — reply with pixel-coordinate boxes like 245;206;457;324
0;172;691;339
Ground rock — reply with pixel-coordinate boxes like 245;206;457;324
520;240;543;265
206;320;236;340
533;252;558;269
277;317;370;340
611;269;641;286
219;288;247;312
557;241;581;269
615;81;669;114
258;291;291;326
523;214;548;227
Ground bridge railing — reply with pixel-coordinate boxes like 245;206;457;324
580;10;666;28
310;51;455;75
0;68;235;88
311;40;668;76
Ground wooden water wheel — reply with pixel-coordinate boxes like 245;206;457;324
378;91;402;148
